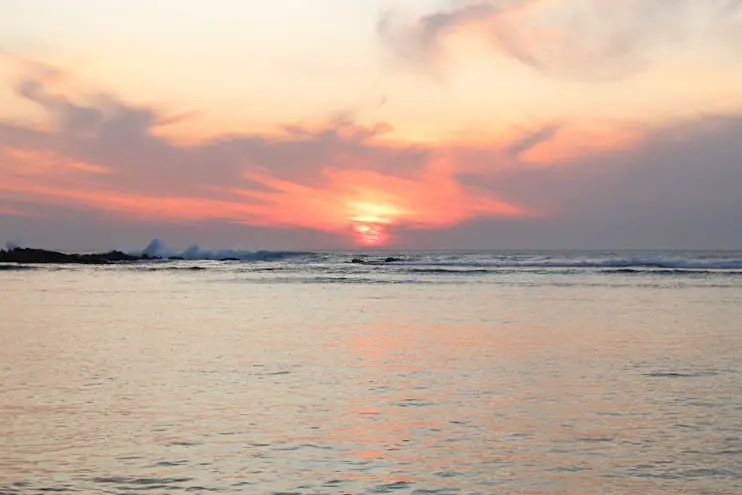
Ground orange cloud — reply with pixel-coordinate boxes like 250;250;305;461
7;62;741;250
0;141;531;246
0;148;530;246
1;146;110;176
518;124;646;164
238;158;529;245
0;203;24;216
2;62;687;247
0;176;261;223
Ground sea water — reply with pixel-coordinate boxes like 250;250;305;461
1;251;741;494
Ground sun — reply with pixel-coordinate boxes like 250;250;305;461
353;222;389;246
346;201;403;246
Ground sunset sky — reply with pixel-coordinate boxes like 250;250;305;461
1;0;742;250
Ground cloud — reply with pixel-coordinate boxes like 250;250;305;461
0;66;529;247
0;203;24;216
378;0;742;80
2;62;742;249
505;123;562;157
376;2;501;72
450;113;742;248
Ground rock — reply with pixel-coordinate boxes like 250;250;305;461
384;257;402;263
0;247;74;264
0;247;154;264
82;250;142;263
350;258;366;264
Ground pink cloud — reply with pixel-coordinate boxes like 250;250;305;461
0;67;534;245
2;63;742;249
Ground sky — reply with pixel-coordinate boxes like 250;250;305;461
1;0;742;251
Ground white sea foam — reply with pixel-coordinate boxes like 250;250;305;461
129;239;742;271
133;239;311;262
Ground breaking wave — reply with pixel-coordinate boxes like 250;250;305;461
136;238;316;262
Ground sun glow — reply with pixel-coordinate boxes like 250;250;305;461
347;201;404;246
353;222;388;246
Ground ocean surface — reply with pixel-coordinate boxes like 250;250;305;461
1;250;741;494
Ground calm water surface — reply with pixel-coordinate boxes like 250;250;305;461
1;254;741;494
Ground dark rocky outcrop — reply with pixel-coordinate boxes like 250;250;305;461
0;247;156;265
349;256;403;264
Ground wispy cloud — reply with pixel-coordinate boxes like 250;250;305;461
378;0;742;80
0;202;24;216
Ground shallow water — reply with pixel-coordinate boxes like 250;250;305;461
1;253;742;494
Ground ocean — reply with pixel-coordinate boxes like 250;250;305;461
1;250;741;494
